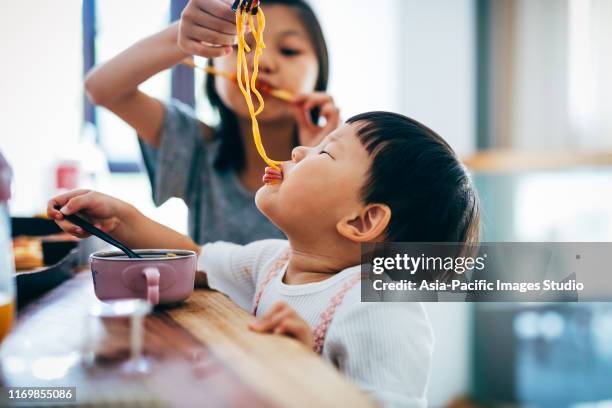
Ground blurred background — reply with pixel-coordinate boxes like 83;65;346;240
1;0;611;407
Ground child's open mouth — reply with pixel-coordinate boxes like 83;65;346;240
263;166;283;184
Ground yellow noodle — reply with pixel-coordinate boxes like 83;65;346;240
235;3;281;170
249;12;265;115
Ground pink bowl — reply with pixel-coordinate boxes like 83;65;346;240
90;249;196;306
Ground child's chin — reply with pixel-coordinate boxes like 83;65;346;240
257;181;281;196
255;195;283;227
254;186;276;215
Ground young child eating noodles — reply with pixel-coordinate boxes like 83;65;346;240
48;111;480;407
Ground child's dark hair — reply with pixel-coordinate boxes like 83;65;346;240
347;112;480;246
207;0;329;173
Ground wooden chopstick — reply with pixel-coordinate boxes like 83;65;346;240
180;58;235;81
180;58;293;102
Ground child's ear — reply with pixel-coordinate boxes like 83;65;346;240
336;204;391;242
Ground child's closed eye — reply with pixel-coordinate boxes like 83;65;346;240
319;150;334;159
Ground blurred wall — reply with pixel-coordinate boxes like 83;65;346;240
511;0;570;150
396;0;476;157
0;1;83;215
310;0;476;157
485;0;612;150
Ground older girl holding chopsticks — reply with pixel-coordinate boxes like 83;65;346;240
84;0;339;245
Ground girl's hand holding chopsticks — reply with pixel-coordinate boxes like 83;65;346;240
178;0;246;58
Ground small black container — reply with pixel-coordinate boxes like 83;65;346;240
11;217;80;309
11;217;62;237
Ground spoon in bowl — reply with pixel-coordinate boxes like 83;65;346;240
54;206;141;259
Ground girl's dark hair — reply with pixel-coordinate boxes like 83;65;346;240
347;112;481;246
207;0;329;172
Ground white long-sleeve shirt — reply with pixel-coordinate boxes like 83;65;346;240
198;239;434;408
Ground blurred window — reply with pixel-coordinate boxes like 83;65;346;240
91;0;172;171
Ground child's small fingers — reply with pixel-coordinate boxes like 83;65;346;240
250;309;291;332
60;192;100;218
269;301;289;314
73;228;90;238
274;319;312;347
59;195;86;216
254;311;281;328
274;319;296;333
47;189;90;219
47;202;63;220
55;219;74;231
56;220;88;238
273;321;287;335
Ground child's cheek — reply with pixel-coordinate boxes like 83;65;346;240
280;177;335;217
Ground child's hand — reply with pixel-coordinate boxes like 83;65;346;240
290;92;341;147
177;0;240;58
249;302;314;350
47;189;125;239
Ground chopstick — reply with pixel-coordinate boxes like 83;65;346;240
180;58;235;81
180;58;294;102
54;206;141;259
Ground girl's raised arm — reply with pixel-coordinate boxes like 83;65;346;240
85;0;239;146
84;23;221;147
84;1;238;147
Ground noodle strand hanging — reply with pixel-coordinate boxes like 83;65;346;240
235;1;281;170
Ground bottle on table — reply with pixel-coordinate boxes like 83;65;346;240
0;149;16;342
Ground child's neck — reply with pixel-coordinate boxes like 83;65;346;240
237;117;295;192
284;238;361;285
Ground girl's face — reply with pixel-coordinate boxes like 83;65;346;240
214;5;319;122
255;124;372;238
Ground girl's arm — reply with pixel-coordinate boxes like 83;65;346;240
84;23;191;147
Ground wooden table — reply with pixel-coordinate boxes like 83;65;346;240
0;271;374;407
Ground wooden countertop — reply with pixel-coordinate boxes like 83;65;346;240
0;271;374;407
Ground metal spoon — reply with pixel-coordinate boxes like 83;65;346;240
55;206;141;258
